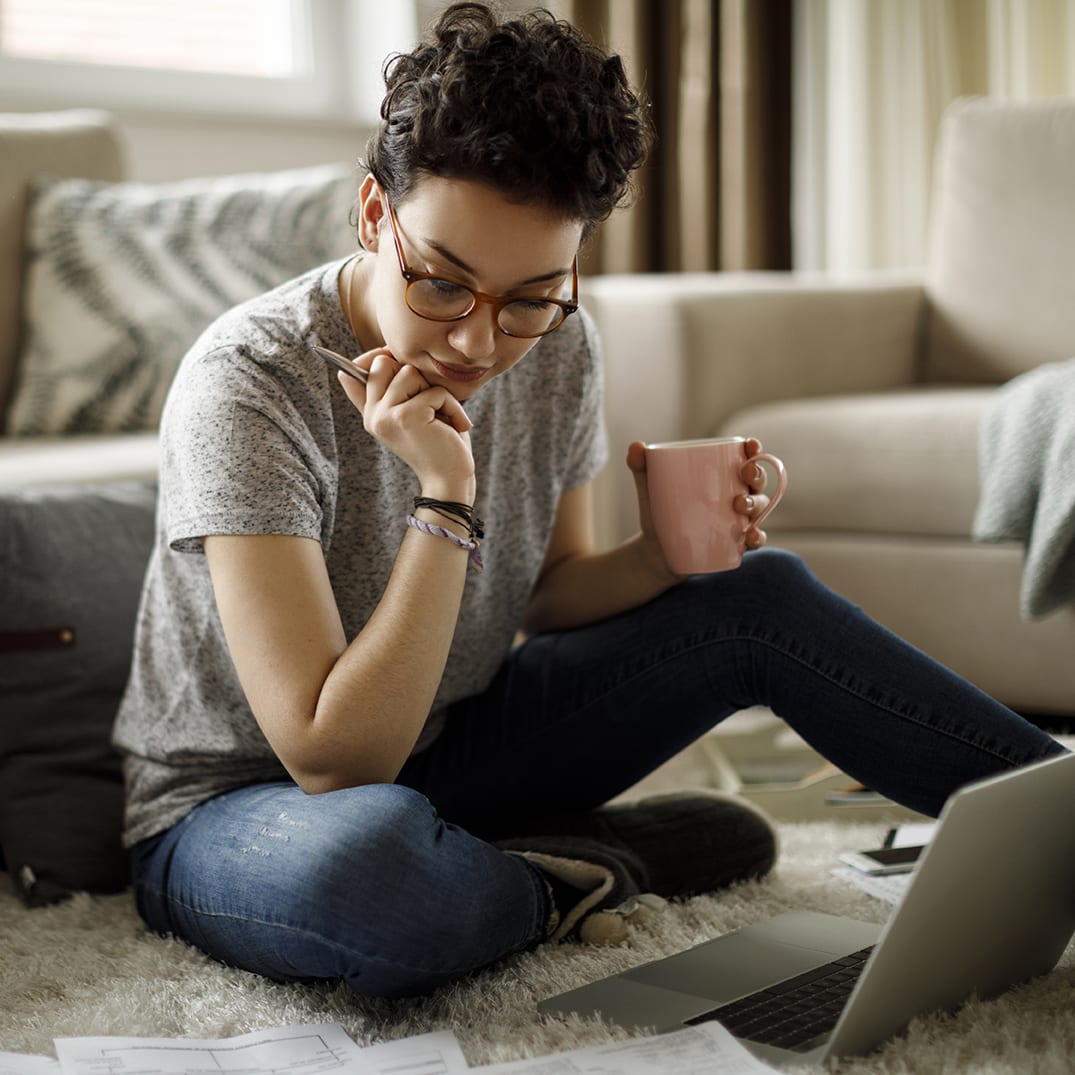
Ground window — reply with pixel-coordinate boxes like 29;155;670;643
1;0;296;77
0;0;417;121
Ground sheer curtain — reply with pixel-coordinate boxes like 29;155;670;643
795;0;1075;273
548;0;792;274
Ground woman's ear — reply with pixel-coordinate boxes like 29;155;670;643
356;175;386;252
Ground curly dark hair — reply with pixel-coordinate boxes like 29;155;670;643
364;2;651;232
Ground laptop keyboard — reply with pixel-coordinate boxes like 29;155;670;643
685;946;875;1052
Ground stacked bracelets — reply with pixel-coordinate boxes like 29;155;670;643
406;497;485;573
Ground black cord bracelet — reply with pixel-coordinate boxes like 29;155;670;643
412;497;485;541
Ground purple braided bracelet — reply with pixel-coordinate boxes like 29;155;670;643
405;513;484;573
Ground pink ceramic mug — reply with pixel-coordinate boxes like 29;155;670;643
644;437;788;573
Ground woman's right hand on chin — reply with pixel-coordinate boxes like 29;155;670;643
338;347;476;496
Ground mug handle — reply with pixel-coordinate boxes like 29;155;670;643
748;453;788;528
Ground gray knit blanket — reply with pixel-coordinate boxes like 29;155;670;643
972;357;1075;619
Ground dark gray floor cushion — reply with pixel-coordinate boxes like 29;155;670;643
0;482;157;905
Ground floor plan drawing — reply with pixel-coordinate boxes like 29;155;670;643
54;1024;366;1075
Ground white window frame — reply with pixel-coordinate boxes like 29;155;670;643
0;0;417;123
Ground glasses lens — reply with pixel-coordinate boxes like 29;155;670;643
498;300;566;337
407;278;475;320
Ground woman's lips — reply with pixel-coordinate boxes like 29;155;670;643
431;358;488;384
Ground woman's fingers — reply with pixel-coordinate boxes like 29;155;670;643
740;437;768;493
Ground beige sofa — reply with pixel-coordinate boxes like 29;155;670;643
3;101;1074;721
585;96;1075;720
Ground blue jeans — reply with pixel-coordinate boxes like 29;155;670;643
132;549;1064;997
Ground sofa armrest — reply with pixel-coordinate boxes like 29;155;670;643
582;272;927;548
0;110;125;431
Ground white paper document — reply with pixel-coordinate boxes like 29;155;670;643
43;1015;779;1075
0;1055;61;1075
887;822;936;848
473;1022;781;1074
54;1023;368;1075
352;1030;470;1074
832;866;912;905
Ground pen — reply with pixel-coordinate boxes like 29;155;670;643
312;345;369;384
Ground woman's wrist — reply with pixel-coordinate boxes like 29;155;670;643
632;530;683;590
419;476;476;506
408;493;484;573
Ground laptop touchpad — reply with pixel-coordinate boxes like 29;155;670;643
625;929;843;1004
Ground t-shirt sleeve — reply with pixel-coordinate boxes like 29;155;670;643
161;345;328;553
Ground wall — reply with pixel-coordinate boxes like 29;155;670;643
0;99;373;184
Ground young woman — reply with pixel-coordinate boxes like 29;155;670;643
114;2;1065;998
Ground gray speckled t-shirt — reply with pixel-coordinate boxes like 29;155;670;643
113;257;607;847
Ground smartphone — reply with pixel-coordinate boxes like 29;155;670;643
838;844;925;876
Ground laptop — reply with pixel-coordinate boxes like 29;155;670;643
539;751;1075;1068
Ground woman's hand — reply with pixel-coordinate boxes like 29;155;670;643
625;440;673;580
337;348;476;499
625;437;772;575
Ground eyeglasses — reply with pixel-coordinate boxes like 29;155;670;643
384;196;579;339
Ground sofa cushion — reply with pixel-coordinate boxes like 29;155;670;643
7;163;355;437
0;482;156;905
721;387;994;539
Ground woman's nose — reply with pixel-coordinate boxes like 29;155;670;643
446;302;499;362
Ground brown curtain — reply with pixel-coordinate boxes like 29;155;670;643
549;0;792;274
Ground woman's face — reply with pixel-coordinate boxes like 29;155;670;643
351;174;584;402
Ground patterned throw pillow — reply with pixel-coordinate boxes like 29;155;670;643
8;164;356;436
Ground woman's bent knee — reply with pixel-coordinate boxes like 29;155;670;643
679;547;821;611
739;547;816;587
138;781;546;997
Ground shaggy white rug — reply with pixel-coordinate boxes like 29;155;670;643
2;819;1073;1074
